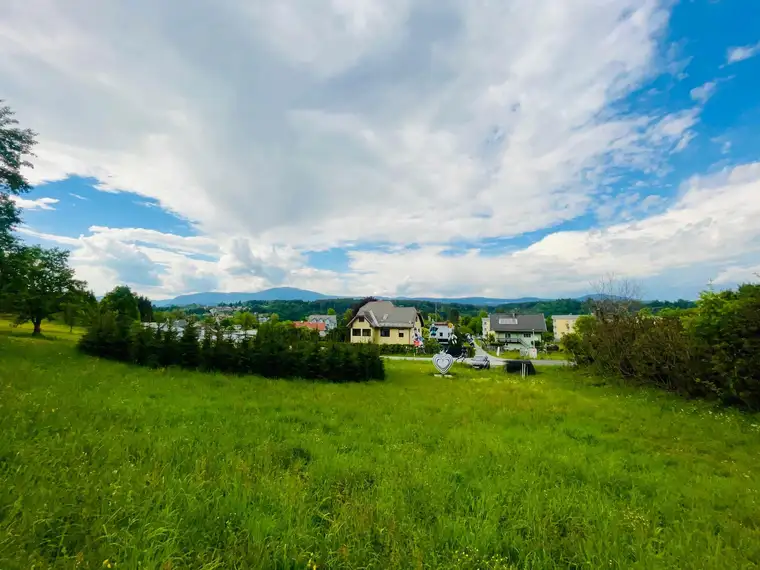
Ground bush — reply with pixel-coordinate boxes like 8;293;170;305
78;313;384;383
565;284;760;410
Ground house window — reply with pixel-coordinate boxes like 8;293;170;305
358;316;365;323
523;333;532;338
362;329;371;337
398;331;404;338
352;328;361;336
380;329;390;337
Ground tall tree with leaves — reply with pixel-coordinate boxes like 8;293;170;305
101;286;141;324
136;295;154;322
7;246;85;335
0;102;38;300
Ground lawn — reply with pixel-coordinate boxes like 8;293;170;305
1;329;759;569
482;344;569;361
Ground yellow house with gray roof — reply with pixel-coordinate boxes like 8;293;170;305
347;301;423;345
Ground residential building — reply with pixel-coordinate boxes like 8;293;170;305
293;321;328;337
307;314;338;330
552;314;582;341
347;300;423;345
482;317;491;338
487;313;547;348
429;322;453;342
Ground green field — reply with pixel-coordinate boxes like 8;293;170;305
1;327;759;569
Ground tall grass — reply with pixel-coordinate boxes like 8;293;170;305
1;329;759;569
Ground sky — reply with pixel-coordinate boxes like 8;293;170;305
3;0;760;301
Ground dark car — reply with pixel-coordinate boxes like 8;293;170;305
471;355;490;370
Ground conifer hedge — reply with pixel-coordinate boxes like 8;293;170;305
78;312;384;382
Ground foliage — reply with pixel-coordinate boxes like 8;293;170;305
136;295;154;322
58;290;97;332
155;297;698;327
0;101;38;301
78;317;385;383
3;246;85;335
3;335;760;569
101;285;140;324
564;283;760;410
375;339;445;356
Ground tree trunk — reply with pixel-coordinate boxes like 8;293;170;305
32;318;42;336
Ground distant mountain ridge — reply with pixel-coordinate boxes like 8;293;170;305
155;288;577;307
154;287;329;307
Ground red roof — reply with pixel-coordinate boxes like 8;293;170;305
293;321;326;331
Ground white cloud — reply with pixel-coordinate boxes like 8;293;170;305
714;264;760;285
726;41;760;64
690;80;717;103
4;0;752;299
17;162;760;299
1;0;691;249
10;196;59;210
70;193;87;200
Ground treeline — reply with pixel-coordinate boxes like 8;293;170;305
79;311;385;383
563;284;760;410
160;297;696;324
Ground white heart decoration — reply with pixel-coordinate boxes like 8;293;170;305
432;352;454;375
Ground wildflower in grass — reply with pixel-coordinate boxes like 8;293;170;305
103;559;113;568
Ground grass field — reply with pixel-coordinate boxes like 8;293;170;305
1;327;760;569
482;345;569;361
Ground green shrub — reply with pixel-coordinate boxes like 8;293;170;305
78;314;384;383
565;284;760;410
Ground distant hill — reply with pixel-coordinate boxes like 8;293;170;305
390;296;546;306
154;287;329;307
155;288;559;308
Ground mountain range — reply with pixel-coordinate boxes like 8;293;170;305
154;287;591;307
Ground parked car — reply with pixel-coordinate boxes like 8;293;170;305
471;355;490;370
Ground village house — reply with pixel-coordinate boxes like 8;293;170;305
552;314;582;341
307;314;338;331
347;300;423;345
428;322;453;342
487;313;547;349
293;321;328;337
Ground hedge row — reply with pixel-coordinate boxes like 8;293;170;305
563;284;760;410
374;340;475;357
79;314;384;382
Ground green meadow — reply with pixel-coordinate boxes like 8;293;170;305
1;324;759;569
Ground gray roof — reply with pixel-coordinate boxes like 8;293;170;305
490;313;547;333
352;301;420;329
308;314;337;323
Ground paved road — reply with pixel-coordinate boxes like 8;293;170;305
382;348;572;367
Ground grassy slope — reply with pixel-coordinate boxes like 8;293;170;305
1;329;759;569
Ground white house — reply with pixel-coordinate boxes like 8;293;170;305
486;313;547;348
428;322;454;342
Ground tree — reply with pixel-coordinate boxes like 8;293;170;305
7;246;84;335
588;274;643;319
237;311;258;337
59;290;96;332
136;295;154;322
1;102;38;299
0;102;37;235
448;308;460;325
327;307;336;315
101;286;140;323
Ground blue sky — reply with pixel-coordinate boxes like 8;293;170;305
4;0;760;300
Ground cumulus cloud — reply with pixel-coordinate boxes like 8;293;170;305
2;1;687;247
16;162;760;299
689;81;717;104
3;0;752;299
726;41;760;64
10;196;59;210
